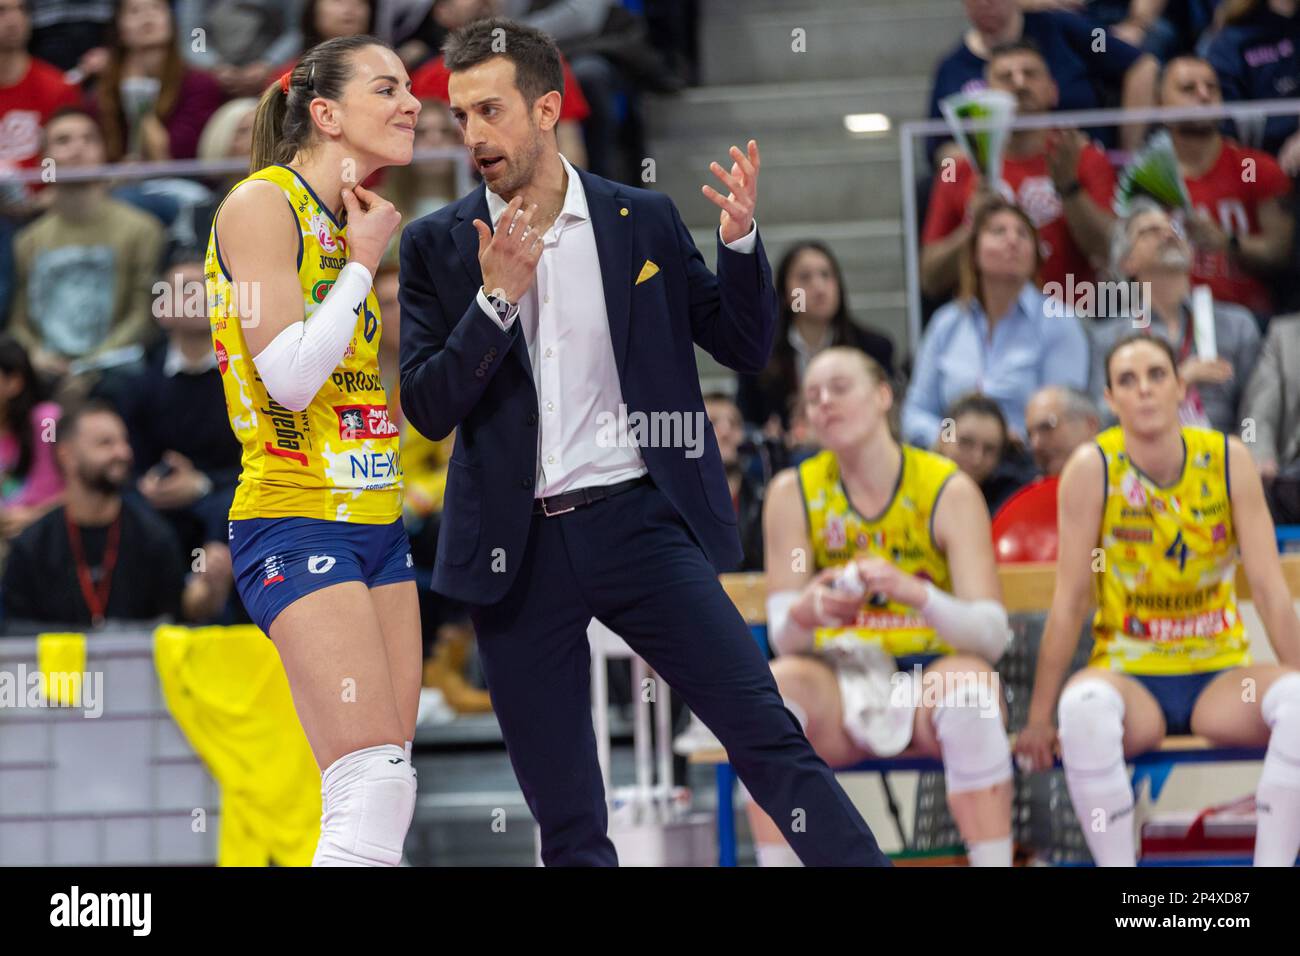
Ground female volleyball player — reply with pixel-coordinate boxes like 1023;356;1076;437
1016;334;1300;866
205;35;423;865
746;347;1015;866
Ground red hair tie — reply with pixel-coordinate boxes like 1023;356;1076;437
279;71;292;94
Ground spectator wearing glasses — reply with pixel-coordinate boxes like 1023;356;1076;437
1089;201;1262;434
1024;384;1102;478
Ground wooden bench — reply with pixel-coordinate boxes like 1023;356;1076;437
703;554;1300;866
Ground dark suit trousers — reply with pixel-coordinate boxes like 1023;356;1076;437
470;480;890;866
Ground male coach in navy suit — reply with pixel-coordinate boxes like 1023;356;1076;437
398;18;888;866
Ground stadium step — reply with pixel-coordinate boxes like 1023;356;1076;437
698;0;969;86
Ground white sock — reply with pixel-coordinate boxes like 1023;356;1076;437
1255;674;1300;866
404;739;412;763
1058;680;1137;866
1254;781;1300;866
967;836;1013;867
755;843;803;867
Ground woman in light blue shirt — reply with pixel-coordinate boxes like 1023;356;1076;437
902;198;1090;448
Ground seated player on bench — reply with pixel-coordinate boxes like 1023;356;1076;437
746;347;1014;866
1016;334;1300;866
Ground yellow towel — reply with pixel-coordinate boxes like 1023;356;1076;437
36;632;85;707
153;625;322;867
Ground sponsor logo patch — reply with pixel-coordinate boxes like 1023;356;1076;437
262;554;284;586
262;396;310;465
336;404;399;440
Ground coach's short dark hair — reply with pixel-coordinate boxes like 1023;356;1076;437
442;16;564;109
1103;332;1181;389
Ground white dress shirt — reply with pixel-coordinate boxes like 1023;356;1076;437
477;153;757;497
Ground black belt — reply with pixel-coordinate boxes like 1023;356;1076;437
533;475;651;516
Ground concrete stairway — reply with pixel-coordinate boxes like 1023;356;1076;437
640;0;969;387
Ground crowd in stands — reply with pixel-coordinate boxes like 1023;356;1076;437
728;0;1300;581
1;0;1299;671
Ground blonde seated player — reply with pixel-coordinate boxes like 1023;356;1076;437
746;347;1014;867
1016;334;1300;866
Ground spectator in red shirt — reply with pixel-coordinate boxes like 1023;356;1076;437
412;0;591;168
0;0;79;174
1159;55;1294;321
88;0;226;161
921;39;1116;305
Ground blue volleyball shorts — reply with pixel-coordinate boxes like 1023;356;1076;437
1131;669;1228;736
229;516;416;634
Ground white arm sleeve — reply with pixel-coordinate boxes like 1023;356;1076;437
251;261;373;412
767;589;814;656
919;581;1010;662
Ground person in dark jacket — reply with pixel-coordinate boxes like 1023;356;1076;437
737;240;894;439
0;400;218;632
937;392;1036;515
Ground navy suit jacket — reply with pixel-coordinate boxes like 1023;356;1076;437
397;168;778;606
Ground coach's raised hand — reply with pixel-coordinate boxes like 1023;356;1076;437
474;196;544;303
703;139;761;245
342;183;402;276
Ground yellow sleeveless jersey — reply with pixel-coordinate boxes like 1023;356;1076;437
205;164;402;524
1091;426;1248;675
799;446;958;657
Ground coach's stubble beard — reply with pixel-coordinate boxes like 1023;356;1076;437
498;121;548;202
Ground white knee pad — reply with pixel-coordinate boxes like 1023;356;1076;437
1057;679;1136;865
1057;679;1126;771
932;688;1011;795
312;743;417;867
1261;673;1300;790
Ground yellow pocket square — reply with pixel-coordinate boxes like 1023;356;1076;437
635;260;660;285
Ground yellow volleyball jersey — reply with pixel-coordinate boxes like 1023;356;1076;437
799;446;958;657
205;164;402;524
1091;426;1249;675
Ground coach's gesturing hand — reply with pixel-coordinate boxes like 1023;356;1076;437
703;139;761;246
474;195;544;303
